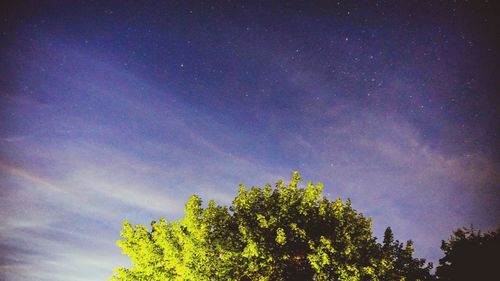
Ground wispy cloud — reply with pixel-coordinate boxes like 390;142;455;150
1;37;296;281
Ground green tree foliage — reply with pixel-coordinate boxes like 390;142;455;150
111;172;432;281
435;226;499;281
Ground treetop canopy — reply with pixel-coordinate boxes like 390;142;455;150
111;171;432;281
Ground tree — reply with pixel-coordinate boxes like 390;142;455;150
435;226;499;281
380;227;434;281
111;171;432;281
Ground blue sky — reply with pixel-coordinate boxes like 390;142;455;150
1;1;499;280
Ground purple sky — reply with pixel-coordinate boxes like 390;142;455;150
1;1;499;280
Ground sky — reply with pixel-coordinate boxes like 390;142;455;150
0;1;499;280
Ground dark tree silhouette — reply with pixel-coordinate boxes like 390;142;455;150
436;226;499;281
380;227;434;281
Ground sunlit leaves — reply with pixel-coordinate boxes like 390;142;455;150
111;171;432;281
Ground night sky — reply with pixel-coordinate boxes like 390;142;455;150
1;1;499;280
